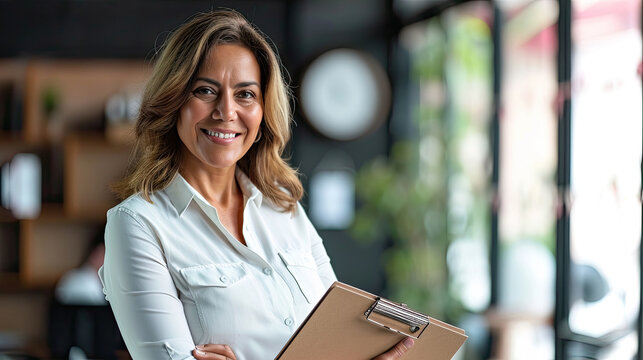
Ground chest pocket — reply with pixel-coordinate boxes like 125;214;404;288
180;263;256;341
181;263;247;288
279;251;326;304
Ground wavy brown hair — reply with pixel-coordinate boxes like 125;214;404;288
113;10;303;213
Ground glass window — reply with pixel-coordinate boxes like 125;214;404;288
568;1;642;356
395;3;493;359
496;0;559;358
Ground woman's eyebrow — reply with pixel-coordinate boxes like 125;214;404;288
195;77;221;87
195;77;259;89
235;81;260;89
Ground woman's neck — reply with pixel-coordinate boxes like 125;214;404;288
180;162;247;245
180;164;241;209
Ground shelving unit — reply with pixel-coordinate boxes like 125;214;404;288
0;58;150;356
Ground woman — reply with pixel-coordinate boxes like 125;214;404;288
100;10;413;360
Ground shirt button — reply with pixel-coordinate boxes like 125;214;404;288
284;317;294;326
219;275;228;283
263;268;272;276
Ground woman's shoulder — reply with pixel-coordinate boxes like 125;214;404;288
106;190;171;222
108;193;146;215
104;190;175;242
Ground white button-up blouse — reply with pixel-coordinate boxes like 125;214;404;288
99;169;337;360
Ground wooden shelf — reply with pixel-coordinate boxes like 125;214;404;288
0;131;23;142
64;132;132;219
38;203;111;222
0;58;150;356
0;139;43;163
0;290;50;353
20;218;99;287
0;273;23;292
0;59;150;278
23;59;150;143
106;123;136;145
1;203;106;290
0;207;18;223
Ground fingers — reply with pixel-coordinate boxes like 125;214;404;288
372;338;415;360
192;344;237;360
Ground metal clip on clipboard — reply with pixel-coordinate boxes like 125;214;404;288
364;297;430;339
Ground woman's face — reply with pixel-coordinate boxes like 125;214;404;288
177;44;263;174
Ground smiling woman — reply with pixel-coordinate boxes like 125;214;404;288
99;9;413;360
177;44;264;245
178;45;263;177
111;11;300;214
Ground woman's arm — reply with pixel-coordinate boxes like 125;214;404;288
101;207;198;360
192;338;414;359
310;230;337;288
300;204;337;287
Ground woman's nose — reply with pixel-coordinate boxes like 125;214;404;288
212;92;236;121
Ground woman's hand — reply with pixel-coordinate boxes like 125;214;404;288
372;338;415;360
192;344;237;360
192;338;413;360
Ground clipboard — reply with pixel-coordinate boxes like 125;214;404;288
275;281;467;360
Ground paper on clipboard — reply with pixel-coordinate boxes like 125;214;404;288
276;281;467;360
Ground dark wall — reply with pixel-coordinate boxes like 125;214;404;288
288;0;390;294
0;0;288;59
0;0;391;294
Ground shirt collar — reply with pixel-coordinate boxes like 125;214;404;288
165;174;195;216
236;167;263;208
165;168;263;216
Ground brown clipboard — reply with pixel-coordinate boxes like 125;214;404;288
275;281;467;360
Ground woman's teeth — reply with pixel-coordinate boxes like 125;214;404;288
204;129;237;139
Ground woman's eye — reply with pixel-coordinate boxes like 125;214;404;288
238;90;255;99
193;87;216;100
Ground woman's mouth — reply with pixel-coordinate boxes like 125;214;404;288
201;129;241;139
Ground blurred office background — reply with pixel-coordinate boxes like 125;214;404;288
0;0;641;359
